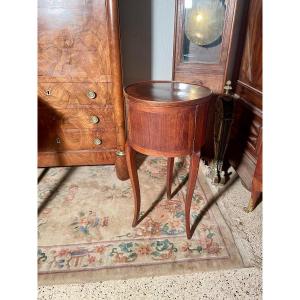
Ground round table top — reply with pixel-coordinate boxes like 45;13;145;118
124;81;212;105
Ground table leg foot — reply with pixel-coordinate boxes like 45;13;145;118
166;157;174;200
132;219;138;227
244;191;261;213
125;143;141;227
185;152;200;239
244;174;262;213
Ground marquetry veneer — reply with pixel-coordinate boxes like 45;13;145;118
38;0;128;180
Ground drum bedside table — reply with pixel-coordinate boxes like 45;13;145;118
124;81;212;239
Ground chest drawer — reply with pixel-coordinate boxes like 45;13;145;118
55;129;117;151
38;104;115;130
38;128;116;152
38;82;113;108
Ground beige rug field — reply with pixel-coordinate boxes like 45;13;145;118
38;156;244;285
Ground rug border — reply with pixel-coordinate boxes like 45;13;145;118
39;168;245;286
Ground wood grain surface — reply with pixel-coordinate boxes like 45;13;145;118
38;0;129;179
230;0;262;191
38;150;116;167
107;0;128;179
38;0;111;82
172;0;239;93
124;80;212;238
237;0;262;93
38;82;113;108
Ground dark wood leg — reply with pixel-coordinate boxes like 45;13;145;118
185;152;201;239
245;178;262;212
125;143;141;227
166;157;174;200
245;145;262;213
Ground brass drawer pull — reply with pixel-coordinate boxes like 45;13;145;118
94;138;102;145
90;115;100;124
87;90;96;99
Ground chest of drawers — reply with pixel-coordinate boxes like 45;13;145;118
38;0;128;180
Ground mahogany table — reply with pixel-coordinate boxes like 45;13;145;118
124;81;212;239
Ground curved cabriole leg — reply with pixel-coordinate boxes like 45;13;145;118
245;191;261;212
125;143;141;227
166;157;174;200
245;177;262;212
245;146;262;213
185;152;201;239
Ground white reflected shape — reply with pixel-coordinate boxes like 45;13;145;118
178;83;188;90
185;0;193;9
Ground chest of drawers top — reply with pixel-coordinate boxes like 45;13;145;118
38;0;111;83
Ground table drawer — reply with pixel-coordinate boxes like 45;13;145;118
38;82;113;108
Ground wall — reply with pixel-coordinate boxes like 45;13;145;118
151;0;175;80
119;0;175;86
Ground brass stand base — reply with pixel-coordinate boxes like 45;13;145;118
243;199;254;213
206;160;228;186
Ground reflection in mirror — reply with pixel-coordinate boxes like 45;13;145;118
183;0;226;64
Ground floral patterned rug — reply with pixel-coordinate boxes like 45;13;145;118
38;156;243;284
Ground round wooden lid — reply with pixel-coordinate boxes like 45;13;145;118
124;81;212;105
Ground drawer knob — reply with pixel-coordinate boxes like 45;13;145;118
87;90;96;99
90;115;100;124
94;138;102;145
